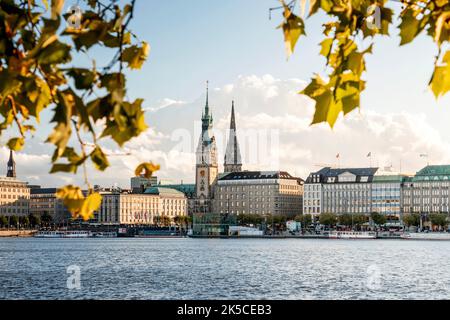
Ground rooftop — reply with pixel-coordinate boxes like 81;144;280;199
219;171;303;181
413;165;450;181
306;167;378;183
144;186;186;197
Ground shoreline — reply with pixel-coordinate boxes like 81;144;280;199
0;230;37;237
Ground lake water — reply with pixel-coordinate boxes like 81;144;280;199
1;238;449;300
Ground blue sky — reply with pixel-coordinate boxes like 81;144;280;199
126;0;449;112
10;0;450;187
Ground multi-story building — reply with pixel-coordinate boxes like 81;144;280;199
402;165;450;215
0;151;30;217
371;174;408;220
97;187;187;225
130;175;158;190
29;187;70;222
304;167;378;216
213;171;303;216
158;183;196;215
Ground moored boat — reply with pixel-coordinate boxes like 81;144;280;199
329;231;377;239
400;232;450;240
34;230;92;238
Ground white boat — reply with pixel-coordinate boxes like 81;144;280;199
401;232;450;240
329;231;377;239
34;230;92;238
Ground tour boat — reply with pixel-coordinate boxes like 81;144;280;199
400;232;450;241
328;231;377;239
34;230;92;238
92;231;117;238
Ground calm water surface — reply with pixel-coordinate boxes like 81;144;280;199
1;238;449;299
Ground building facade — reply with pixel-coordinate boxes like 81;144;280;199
130;175;158;190
213;171;303;216
304;167;378;216
402;165;450;215
0;177;30;217
371;175;407;220
158;183;196;215
0;151;30;217
29;187;70;222
97;187;187;225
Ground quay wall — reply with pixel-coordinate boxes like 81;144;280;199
0;230;36;237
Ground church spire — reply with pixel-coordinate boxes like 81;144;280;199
230;100;236;130
224;100;242;173
7;150;16;178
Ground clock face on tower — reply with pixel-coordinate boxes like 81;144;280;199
200;170;205;177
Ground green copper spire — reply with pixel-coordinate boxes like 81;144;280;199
205;80;209;116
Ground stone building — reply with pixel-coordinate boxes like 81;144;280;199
402;165;450;215
304;167;378;216
29;187;70;222
0;151;30;217
97;187;187;225
213;171;303;217
130;175;158;191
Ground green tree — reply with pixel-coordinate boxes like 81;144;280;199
41;212;53;226
294;214;312;227
0;215;7;228
371;212;387;226
430;213;448;230
319;212;337;227
29;214;41;227
276;0;450;128
161;215;172;227
19;216;30;228
0;0;154;222
9;215;18;228
338;213;353;226
403;213;421;227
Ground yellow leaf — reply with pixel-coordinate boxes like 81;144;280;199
135;162;160;178
56;185;84;213
277;2;305;58
7;137;24;151
56;185;102;221
51;0;65;20
79;193;102;221
430;51;450;98
434;12;450;45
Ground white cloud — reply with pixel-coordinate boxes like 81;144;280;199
7;74;450;188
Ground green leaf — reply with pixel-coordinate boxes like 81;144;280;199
90;146;110;171
37;41;71;65
66;68;97;90
122;42;150;69
399;9;421;45
49;163;78;173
